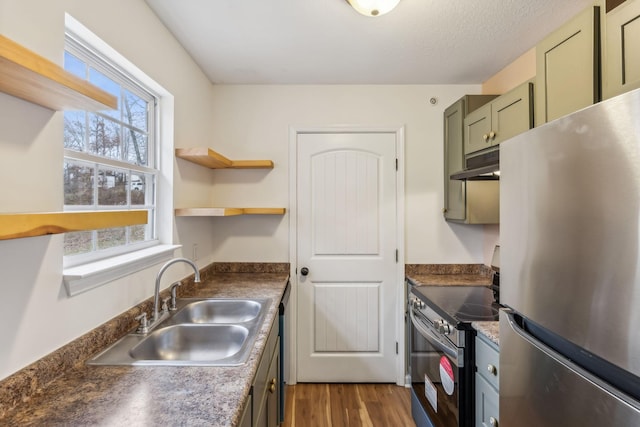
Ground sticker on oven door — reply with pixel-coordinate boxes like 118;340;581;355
439;356;455;395
424;373;438;412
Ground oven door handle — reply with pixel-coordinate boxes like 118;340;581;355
410;307;459;361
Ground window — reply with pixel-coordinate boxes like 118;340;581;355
63;35;158;265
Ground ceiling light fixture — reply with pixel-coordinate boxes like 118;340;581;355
346;0;401;17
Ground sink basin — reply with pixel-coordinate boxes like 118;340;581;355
171;299;263;324
87;297;271;366
129;324;248;362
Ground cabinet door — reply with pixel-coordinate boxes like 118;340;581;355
536;6;601;125
604;0;640;98
443;99;466;221
464;104;492;155
254;323;279;427
239;395;252;427
266;340;280;427
475;336;500;390
491;82;533;145
475;374;499;427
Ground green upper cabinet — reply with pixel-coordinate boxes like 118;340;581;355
536;6;601;125
464;103;493;155
464;82;534;156
443;95;497;221
604;0;640;98
443;98;467;221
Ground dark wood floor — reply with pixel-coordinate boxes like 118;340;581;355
283;383;416;427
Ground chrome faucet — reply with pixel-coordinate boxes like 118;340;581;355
152;257;201;324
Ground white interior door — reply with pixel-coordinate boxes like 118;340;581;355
296;131;398;382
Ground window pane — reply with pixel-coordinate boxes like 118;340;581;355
129;224;147;243
64;111;86;150
89;68;120;120
124;129;148;166
130;173;151;205
64;231;93;255
98;168;127;205
64;161;94;205
97;227;126;250
64;52;86;78
89;114;121;159
123;90;148;131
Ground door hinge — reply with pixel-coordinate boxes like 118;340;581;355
396;342;399;354
395;249;399;263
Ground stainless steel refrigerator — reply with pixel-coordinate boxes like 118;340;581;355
500;88;640;426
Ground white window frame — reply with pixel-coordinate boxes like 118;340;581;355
62;14;179;297
63;35;159;264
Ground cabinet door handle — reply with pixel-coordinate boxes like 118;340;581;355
483;134;489;142
489;416;498;426
269;378;276;393
489;131;496;140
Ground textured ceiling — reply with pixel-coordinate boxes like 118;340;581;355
145;0;595;85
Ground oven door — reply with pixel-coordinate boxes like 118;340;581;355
410;306;465;427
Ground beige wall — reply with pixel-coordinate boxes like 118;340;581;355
482;48;536;94
206;84;491;264
0;0;216;380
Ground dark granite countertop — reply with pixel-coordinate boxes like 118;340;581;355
0;267;289;426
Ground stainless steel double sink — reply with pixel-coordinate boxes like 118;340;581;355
88;298;271;366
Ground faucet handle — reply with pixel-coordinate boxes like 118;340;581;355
161;297;170;314
169;281;182;311
135;312;149;334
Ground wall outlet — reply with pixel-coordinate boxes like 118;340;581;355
192;243;198;261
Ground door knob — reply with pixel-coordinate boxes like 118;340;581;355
300;267;309;276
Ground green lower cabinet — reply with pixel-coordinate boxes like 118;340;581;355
239;394;252;427
266;342;280;427
475;373;499;427
475;334;499;427
252;322;280;427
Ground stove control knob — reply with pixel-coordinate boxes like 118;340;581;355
435;319;452;335
412;298;425;309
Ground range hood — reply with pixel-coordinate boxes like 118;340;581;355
450;148;499;180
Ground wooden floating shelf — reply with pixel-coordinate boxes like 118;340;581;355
175;147;274;169
0;210;147;240
0;35;117;111
175;208;286;217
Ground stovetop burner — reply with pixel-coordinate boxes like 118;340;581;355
456;303;500;321
411;285;499;324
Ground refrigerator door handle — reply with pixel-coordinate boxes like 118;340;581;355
504;311;640;410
